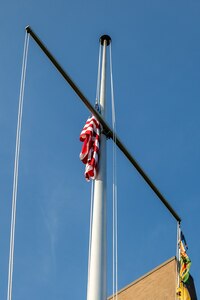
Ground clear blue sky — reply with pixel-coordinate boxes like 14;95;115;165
0;0;200;298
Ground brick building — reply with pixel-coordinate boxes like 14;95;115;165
108;257;197;300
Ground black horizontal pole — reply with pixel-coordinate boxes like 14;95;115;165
25;26;181;223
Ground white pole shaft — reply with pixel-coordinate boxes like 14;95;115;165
176;222;181;289
87;39;107;300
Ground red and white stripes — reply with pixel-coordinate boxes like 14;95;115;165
80;116;101;181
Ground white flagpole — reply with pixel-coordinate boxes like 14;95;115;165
176;222;181;290
87;35;111;300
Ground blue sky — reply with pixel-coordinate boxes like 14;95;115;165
0;0;200;299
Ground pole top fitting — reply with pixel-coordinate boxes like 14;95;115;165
25;25;31;33
100;35;111;46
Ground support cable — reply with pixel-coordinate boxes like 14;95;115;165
7;31;29;300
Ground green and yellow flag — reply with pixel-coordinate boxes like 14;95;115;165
179;233;191;283
177;282;191;300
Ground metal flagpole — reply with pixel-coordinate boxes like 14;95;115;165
176;221;181;299
87;35;111;300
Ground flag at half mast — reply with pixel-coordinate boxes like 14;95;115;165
80;115;101;181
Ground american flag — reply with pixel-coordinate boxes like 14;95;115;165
80;115;101;181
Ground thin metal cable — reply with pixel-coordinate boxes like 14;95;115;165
110;43;118;300
7;31;29;300
87;181;94;297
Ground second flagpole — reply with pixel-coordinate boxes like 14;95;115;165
87;35;111;300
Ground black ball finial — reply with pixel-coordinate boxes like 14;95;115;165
100;35;111;46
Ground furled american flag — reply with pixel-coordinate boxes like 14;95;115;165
80;115;101;181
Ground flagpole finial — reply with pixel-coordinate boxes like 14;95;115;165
100;35;111;46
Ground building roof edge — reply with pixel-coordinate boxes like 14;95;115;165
108;256;177;299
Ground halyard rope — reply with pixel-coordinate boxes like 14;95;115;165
7;31;29;300
110;43;118;300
